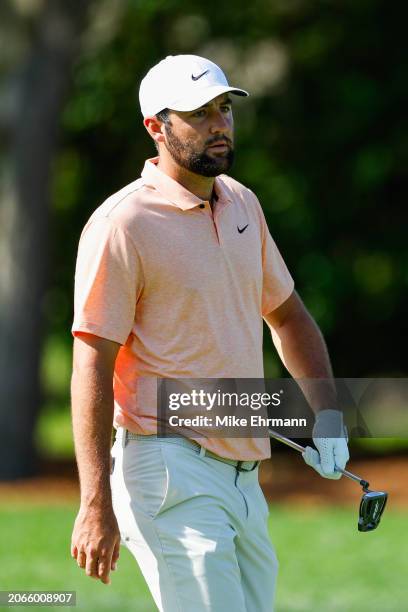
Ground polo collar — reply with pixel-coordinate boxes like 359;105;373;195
141;157;232;211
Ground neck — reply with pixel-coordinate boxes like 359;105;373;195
157;153;214;202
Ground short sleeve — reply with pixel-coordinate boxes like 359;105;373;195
71;217;143;345
251;193;294;315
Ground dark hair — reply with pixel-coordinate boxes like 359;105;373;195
153;108;171;152
156;108;171;124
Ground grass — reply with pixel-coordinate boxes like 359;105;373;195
0;504;406;612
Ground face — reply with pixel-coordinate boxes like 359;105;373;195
161;94;234;177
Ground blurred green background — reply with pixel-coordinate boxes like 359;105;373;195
28;0;407;461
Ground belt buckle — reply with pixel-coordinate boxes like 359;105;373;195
236;460;259;472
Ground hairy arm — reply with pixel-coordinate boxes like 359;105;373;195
70;333;121;585
264;290;337;413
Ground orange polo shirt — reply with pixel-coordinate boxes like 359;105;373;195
72;157;294;460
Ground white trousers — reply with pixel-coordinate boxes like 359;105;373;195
110;429;278;612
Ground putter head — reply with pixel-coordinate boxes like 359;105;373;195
358;490;388;532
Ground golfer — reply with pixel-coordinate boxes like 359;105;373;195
70;55;350;611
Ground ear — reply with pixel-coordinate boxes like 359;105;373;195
144;116;166;146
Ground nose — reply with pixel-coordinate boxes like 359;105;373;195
209;109;232;135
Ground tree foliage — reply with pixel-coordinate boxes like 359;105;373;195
54;0;407;378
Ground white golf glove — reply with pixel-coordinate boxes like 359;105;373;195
302;409;349;479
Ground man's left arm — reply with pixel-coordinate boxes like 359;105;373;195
264;289;350;479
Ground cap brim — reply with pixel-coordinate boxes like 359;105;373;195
168;85;249;112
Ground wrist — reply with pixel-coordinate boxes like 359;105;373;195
313;409;345;438
80;488;112;511
315;409;342;420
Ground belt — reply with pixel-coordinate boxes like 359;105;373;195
124;430;260;472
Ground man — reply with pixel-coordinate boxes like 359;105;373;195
70;55;349;611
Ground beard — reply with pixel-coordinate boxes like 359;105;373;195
163;125;234;177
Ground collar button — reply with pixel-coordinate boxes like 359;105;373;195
199;203;205;209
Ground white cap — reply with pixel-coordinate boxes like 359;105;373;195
139;54;248;118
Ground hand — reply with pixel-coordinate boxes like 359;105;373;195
71;504;121;585
302;409;350;479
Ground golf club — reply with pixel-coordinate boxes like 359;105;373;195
268;429;388;532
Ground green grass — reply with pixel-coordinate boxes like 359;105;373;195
0;504;406;612
272;506;407;612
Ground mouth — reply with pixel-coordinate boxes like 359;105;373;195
207;142;231;152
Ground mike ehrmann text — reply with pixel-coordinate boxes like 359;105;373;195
168;415;308;427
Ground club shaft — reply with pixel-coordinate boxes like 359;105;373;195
268;429;365;486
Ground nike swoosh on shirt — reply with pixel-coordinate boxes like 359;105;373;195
237;224;249;234
191;70;209;81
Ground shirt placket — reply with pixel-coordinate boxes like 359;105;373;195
198;200;228;246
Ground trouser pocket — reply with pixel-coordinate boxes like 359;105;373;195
122;439;169;520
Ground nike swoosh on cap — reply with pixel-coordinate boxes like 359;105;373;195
191;70;210;81
237;224;249;234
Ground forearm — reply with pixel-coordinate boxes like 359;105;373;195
266;308;337;413
71;366;114;508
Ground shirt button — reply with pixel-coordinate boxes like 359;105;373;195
199;203;205;209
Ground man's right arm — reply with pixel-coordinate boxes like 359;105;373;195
70;333;121;585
